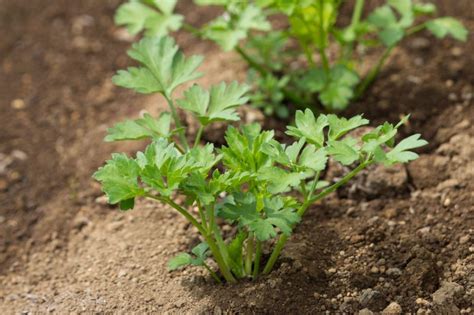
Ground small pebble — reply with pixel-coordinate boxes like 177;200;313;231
459;235;469;245
11;99;25;109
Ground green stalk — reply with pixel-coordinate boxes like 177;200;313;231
355;22;427;99
354;45;394;99
262;162;370;274
203;262;222;284
302;41;315;67
318;0;330;74
150;196;236;283
196;201;208;231
245;234;254;276
235;46;269;77
164;95;190;152
341;0;365;62
252;240;262;278
351;0;365;27
235;46;309;109
194;125;204;148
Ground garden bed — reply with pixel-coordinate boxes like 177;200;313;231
0;0;472;313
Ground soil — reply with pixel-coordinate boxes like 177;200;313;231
0;0;473;314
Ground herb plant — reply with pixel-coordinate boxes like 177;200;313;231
114;0;468;117
94;36;427;283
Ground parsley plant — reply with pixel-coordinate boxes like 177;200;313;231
114;0;468;117
94;36;427;282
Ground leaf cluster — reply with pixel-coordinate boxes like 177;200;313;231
94;36;427;281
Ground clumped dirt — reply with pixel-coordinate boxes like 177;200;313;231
0;0;473;314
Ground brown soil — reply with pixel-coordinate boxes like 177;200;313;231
0;0;473;314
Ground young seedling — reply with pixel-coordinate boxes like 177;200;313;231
114;0;468;117
94;36;427;283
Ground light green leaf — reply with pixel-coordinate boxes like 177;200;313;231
386;134;428;163
285;138;306;164
327;138;360;165
202;4;270;51
93;153;144;204
388;0;414;27
378;26;405;46
177;82;249;125
146;0;178;15
320;83;354;111
258;167;308;193
319;65;360;111
299;146;328;172
426;17;468;41
115;1;183;36
286;110;328;147
327;114;369;140
168;253;193;270
105;113;172;142
248;220;276;241
413;3;436;15
117;36;203;96
113;68;161;94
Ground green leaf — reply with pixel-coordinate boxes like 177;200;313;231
285;138;306;164
115;1;183;36
177;82;249;125
113;68;161;94
386;134;428;163
93;153;144;204
105;113;172;142
426;17;468;41
388;0;414;27
298;68;328;93
119;198;135;211
248;220;276;241
137;139;205;196
378;26;405;46
191;242;210;260
221;194;299;241
367;5;406;46
168;253;193;270
226;231;246;277
413;3;436;15
368;6;398;28
319;65;360;111
320;83;354;111
299;146;328;172
202;4;271;51
258;167;309;193
146;0;178;15
327;138;360;165
327;114;369;140
220;124;274;171
286;110;328;147
115;36;203;96
194;0;229;5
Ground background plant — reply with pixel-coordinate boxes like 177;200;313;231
114;0;468;118
94;36;427;283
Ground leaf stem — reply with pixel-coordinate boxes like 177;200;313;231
235;46;308;109
262;162;369;274
164;94;190;152
252;240;262;278
354;45;394;99
351;0;365;27
318;0;330;74
203;262;222;284
148;195;236;283
245;234;254;276
194;125;204;148
235;46;268;76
